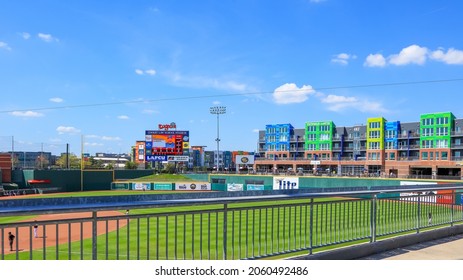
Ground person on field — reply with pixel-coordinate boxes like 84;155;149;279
34;221;39;238
428;212;432;225
8;232;15;251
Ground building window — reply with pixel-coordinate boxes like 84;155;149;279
320;134;330;141
436;139;448;148
369;122;380;129
390;153;395;160
422;118;434;126
422;140;433;148
279;135;288;142
307;134;317;141
422;152;428;160
278;144;288;151
368;142;380;150
422;128;434;136
267;127;276;133
369;131;380;138
436;117;449;125
436;127;448;136
442;151;448;160
307;126;317;132
386;130;396;138
319;143;330;150
385;141;396;150
320;125;330;132
307;144;316;151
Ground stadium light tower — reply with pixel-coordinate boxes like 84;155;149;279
210;106;226;172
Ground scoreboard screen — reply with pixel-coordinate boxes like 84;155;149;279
145;130;189;159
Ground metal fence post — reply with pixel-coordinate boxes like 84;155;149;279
309;198;314;255
417;193;421;233
370;194;377;243
92;211;97;260
223;203;228;260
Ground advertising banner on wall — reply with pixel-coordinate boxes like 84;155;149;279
167;156;189;162
273;177;299;190
227;183;244;191
175;183;211;191
153;183;173;190
247;184;265;191
399;181;437;203
236;155;255;165
132;182;151;191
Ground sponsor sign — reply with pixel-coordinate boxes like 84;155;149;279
132;182;150;191
227;183;244;192
175;183;211;191
146;155;167;161
158;122;177;131
399;191;437;203
273;176;299;190
167;156;190;162
153;183;173;190
310;160;321;165
247;184;265;191
236;155;255;164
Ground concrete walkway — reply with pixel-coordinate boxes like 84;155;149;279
359;234;463;260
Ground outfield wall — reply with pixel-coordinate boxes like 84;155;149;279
9;169;453;194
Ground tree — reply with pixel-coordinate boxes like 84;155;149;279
125;161;138;170
56;153;81;169
163;163;176;174
35;154;50;169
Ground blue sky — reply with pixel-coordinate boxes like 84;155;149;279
1;0;463;156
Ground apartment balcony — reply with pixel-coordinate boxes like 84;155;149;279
398;133;420;139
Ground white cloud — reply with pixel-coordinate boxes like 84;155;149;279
321;94;357;104
319;94;387;113
101;136;122;141
145;69;156;76
364;54;386;67
10;111;44;117
142;109;159;114
84;142;104;147
430;48;463;65
272;83;316;104
331;53;357;65
0;41;12;51
49;97;64;103
135;68;157;76
56;126;81;134
21;32;30;40
388;44;428;65
252;129;260;133
118;115;129;120
38;33;59;42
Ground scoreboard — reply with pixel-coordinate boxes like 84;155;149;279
145;130;190;161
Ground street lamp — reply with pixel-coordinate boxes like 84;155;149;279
210;106;226;172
